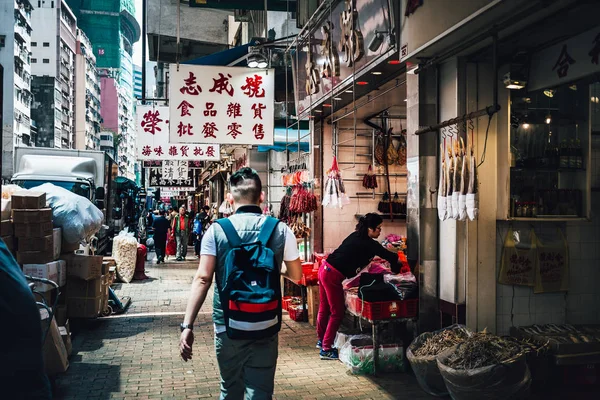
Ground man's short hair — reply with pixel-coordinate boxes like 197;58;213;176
230;167;262;203
202;205;210;211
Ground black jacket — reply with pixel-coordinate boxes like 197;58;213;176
152;216;170;239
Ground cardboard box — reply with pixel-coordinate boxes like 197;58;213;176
63;254;103;280
40;310;69;375
12;191;46;210
56;259;66;287
1;235;14;251
23;261;60;291
67;296;102;318
53;228;62;259
55;305;68;326
58;325;72;357
67;276;103;298
17;248;55;265
307;284;320;327
61;241;80;254
14;221;53;238
17;233;53;252
12;208;53;224
1;219;12;236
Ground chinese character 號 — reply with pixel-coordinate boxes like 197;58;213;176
177;122;194;137
252;123;265;140
177;100;194;117
142;145;152;156
206;146;215;158
552;44;576;78
180;71;202;95
202;122;218;139
193;146;205;156
204;102;217;117
209;73;234;96
154;146;164;156
227;122;243;139
141;110;163;135
227;102;242;118
180;145;189;157
251;103;266;119
241;74;266;98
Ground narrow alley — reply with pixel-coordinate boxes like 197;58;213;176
52;252;434;400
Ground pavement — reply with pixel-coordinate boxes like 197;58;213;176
53;250;436;400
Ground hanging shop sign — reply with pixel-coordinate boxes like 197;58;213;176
529;26;600;91
162;160;188;181
143;160;205;169
148;166;197;188
137;105;221;161
169;65;274;146
292;0;393;117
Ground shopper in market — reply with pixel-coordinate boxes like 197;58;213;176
0;238;52;399
172;205;191;261
152;209;170;264
317;213;401;360
179;167;303;399
192;212;203;258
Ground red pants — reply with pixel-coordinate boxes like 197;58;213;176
317;261;345;351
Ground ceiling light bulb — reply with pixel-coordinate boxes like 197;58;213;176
345;89;353;93
522;123;530;129
247;60;258;68
371;71;382;75
257;60;268;68
543;89;555;98
334;97;342;100
545;115;551;124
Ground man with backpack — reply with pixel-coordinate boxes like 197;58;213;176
180;167;302;399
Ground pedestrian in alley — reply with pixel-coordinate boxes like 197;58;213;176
192;213;203;258
316;213;401;360
172;205;190;261
152;209;170;264
0;238;52;399
180;167;303;400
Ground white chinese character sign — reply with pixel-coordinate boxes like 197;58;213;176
136;105;220;161
169;65;275;145
162;160;188;181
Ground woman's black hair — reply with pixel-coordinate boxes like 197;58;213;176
355;213;383;238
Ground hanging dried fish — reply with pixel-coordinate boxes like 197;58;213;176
444;332;523;370
437;143;447;221
451;137;462;220
445;140;454;220
466;144;479;221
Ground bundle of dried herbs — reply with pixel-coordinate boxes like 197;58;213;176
413;329;471;357
444;332;522;370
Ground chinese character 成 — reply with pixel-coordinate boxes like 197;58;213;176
251;103;266;119
180;71;202;95
141;110;163;135
227;122;243;139
204;102;217;117
252;123;265;140
209;73;234;96
142;145;152;156
227;102;242;118
241;74;266;98
177;100;194;117
202;122;218;139
552;44;576;78
177;122;194;137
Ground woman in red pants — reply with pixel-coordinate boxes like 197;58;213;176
317;213;401;360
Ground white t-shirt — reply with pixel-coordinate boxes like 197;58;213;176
200;223;299;261
201;220;300;334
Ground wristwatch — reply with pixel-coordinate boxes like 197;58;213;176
180;323;193;332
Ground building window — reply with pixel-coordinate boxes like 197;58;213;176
32;58;37;63
43;59;49;63
43;42;50;47
31;42;37;47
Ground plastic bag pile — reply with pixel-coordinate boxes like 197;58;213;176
32;183;103;244
112;229;138;283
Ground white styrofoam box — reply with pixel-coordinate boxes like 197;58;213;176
23;261;59;291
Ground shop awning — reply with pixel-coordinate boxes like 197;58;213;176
183;40;260;66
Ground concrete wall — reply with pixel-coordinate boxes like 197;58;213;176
100;76;118;133
31;3;57;77
1;1;16;178
31;75;56;148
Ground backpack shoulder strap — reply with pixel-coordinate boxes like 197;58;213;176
257;216;280;245
215;218;242;248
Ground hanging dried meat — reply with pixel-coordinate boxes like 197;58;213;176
289;184;318;214
362;165;378;189
466;146;479;221
322;156;350;208
397;129;407;167
437;143;447;221
386;128;399;165
378;192;391;213
445;141;454;220
279;192;292;223
374;132;386;165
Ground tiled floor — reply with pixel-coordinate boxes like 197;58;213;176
53;251;435;400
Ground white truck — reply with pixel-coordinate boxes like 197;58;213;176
11;147;116;254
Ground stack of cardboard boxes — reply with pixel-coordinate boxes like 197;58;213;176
63;254;107;318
